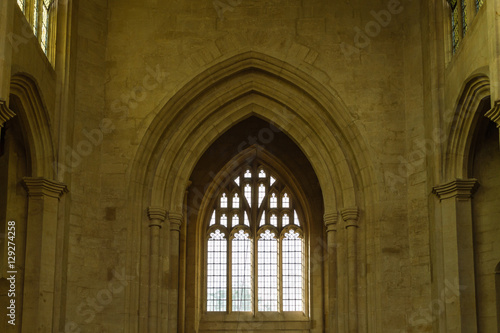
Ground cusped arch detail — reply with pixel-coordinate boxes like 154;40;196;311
9;73;55;179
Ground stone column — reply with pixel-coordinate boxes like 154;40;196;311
433;179;479;333
21;177;67;333
0;0;14;109
168;212;182;333
324;212;338;332
485;100;500;147
147;207;167;333
341;207;359;333
486;0;500;102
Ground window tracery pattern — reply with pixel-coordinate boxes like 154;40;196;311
206;164;304;313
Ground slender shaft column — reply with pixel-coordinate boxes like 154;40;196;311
433;179;479;333
324;212;338;332
0;0;14;107
147;207;167;333
21;177;67;333
485;100;500;147
168;212;182;333
341;207;359;333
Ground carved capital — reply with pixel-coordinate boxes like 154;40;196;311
0;99;15;127
324;212;338;232
485;100;500;128
23;177;68;199
341;207;359;228
432;179;479;201
169;212;183;232
147;207;167;227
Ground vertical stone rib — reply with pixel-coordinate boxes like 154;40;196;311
324;212;338;332
147;207;167;333
168;212;183;333
341;207;359;333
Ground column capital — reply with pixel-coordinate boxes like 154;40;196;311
169;212;183;232
147;207;167;227
23;177;68;199
432;179;479;201
323;212;338;232
0;99;15;127
147;207;167;221
341;207;359;228
485;100;500;128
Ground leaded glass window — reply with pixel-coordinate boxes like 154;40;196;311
207;230;227;312
450;0;460;53
206;164;305;313
461;0;467;37
17;0;25;13
476;0;484;11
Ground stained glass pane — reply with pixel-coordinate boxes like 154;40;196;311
270;214;277;227
220;214;227;228
259;211;266;227
234;176;240;186
244;184;252;207
232;193;240;209
209;210;216;226
461;0;467;37
258;184;266;207
282;213;290;227
270;176;276;186
232;214;239;228
207;230;227;312
282;193;290;208
282;230;303;312
258;230;278;311
221;193;228;208
244;169;252;178
476;0;483;11
17;0;25;12
270;193;277;208
294;210;300;226
34;0;39;37
258;170;266;178
244;212;250;226
232;230;252;311
451;5;460;53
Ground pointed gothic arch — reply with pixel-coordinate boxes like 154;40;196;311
128;51;379;332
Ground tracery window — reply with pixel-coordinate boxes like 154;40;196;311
447;0;467;53
15;0;55;57
206;165;305;313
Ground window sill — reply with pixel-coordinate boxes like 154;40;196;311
199;312;311;331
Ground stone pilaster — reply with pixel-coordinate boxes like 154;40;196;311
324;212;338;332
147;207;167;333
21;177;67;333
341;207;359;333
433;179;479;333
